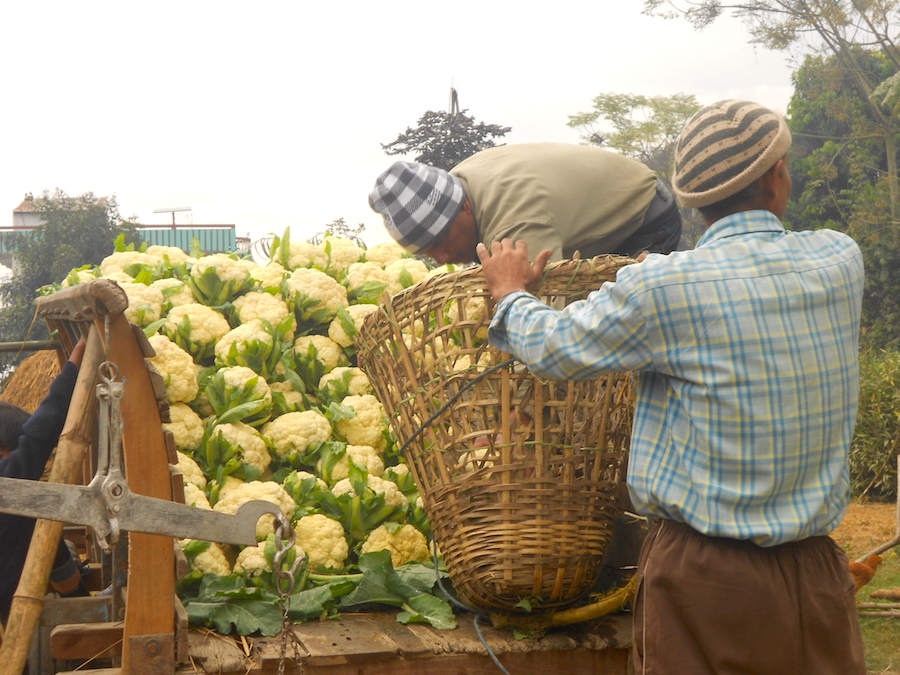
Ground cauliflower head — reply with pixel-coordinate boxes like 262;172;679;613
327;304;379;348
192;253;252;284
100;250;158;278
233;540;305;578
284;268;349;323
318;444;384;483
120;281;164;326
189;253;255;306
262;410;332;460
183;540;231;576
163;402;205;452
212;480;296;541
364;242;407;267
344;262;391;295
360;524;429;568
250;262;288;290
331;474;406;510
322;237;365;272
293;334;348;373
152;278;195;309
147;334;199;403
165;303;231;347
268;380;305;414
335;394;387;449
318;367;373;399
214;318;285;377
146;245;193;265
211;420;274;477
272;241;327;271
233;291;295;332
60;268;97;288
176;451;207;489
385;258;429;295
293;514;349;571
206;365;274;427
182;481;212;510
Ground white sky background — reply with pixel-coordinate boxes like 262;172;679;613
0;1;795;254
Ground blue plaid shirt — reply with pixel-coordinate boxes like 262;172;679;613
489;210;864;545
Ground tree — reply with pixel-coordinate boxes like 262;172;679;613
0;189;139;380
643;0;900;220
382;109;511;171
567;92;704;245
787;49;900;349
310;217;367;246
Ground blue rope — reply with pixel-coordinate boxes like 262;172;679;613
431;539;510;675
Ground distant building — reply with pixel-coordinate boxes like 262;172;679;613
1;195;250;269
137;224;251;255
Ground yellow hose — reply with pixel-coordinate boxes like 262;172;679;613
488;574;637;636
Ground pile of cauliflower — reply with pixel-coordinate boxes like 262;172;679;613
50;230;455;584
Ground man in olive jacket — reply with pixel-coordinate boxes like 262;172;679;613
369;142;682;264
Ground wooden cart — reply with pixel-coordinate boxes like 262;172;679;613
0;280;635;675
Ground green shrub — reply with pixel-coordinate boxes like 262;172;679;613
850;348;900;499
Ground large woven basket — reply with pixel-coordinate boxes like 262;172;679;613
355;255;635;612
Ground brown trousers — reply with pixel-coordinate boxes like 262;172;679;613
632;519;866;674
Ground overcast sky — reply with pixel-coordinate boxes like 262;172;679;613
1;1;795;253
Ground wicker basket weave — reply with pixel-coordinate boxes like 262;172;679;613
355;255;635;612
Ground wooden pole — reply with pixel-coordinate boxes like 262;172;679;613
107;316;176;673
0;325;103;675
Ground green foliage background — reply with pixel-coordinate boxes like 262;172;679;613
381;109;511;171
0;189;140;382
785;50;900;351
851;349;900;500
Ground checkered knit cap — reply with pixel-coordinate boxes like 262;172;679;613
673;100;792;208
368;161;466;253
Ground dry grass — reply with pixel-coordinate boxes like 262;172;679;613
833;500;898;560
832;500;900;674
0;350;61;413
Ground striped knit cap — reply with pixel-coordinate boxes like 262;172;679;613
672;100;792;208
368;161;466;253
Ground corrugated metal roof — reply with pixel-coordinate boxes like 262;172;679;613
138;226;237;254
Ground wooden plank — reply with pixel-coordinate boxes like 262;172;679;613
40;595;113;626
225;612;632;675
108;314;176;673
291;614;401;667
174;596;190;666
254;614;432;673
363;613;433;657
57;668;121;675
50;621;124;660
245;651;628;675
301;650;628;675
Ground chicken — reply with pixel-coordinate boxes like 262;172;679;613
848;554;882;591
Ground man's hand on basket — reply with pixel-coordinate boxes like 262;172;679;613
476;239;553;302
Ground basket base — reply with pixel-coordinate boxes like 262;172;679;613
431;482;620;611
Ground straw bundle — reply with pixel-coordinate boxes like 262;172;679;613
0;350;61;413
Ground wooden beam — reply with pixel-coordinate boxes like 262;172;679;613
105;315;176;674
50;622;123;660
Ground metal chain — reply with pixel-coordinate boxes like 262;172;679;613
273;513;306;675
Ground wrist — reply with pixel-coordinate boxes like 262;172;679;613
491;286;528;303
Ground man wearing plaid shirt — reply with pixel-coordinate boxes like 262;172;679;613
476;100;866;674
